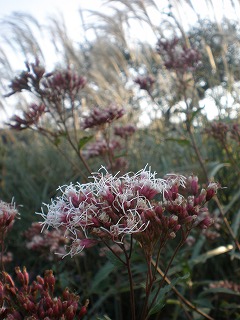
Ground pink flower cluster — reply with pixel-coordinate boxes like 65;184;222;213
134;75;155;92
0;200;18;239
82;105;125;129
114;125;136;139
42;69;86;98
156;37;201;72
209;280;240;293
83;139;121;159
24;223;70;260
9;103;45;130
5;59;45;97
40;168;219;256
205;121;240;144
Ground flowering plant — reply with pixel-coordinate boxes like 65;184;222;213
41;167;219;319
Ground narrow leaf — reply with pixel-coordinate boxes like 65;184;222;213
78;136;93;150
166;138;190;146
90;261;115;291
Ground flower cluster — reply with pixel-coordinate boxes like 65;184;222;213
156;37;201;72
40;168;219;257
230;124;240;143
4;59;45;97
83;139;121;159
8;103;46;130
114;125;136;139
134;75;155;92
0;200;18;240
0;267;88;319
205;121;240;144
42;69;86;100
209;280;240;293
82;105;125;129
24;222;71;260
205;121;229;143
0;252;13;265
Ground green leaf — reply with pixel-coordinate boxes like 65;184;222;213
223;187;240;214
78;135;93;150
189;245;233;267
166;138;190;146
148;273;190;316
189;106;205;122
148;299;165;315
208;162;230;178
90;261;115;291
232;208;240;238
200;287;240;297
105;250;124;267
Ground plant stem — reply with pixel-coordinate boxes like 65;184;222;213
214;195;240;251
186;120;208;180
123;245;136;320
151;259;214;320
186;116;240;252
140;238;167;319
144;234;186;319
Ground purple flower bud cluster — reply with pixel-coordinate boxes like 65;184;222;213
156;37;201;72
209;280;240;293
83;139;122;159
205;121;240;144
82;105;125;129
8;103;45;130
42;69;86;98
40;168;219;256
114;125;136;139
134;75;155;92
5;59;45;97
0;268;89;319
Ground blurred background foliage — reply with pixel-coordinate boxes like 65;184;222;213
0;0;240;319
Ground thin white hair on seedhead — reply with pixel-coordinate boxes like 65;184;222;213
165;174;186;188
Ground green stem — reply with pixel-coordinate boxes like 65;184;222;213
145;233;186;320
123;244;136;320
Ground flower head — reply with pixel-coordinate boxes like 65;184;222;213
0;200;18;239
9;103;45;130
82;105;125;129
40;167;219;256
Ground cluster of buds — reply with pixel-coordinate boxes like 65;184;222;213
40;167;219;256
0;267;89;319
205;121;229;143
42;69;86;100
24;222;71;260
109;158;128;173
0;252;13;265
134;75;155;92
230;124;240;143
205;121;240;144
209;280;240;293
0;200;18;241
8;103;45;130
156;37;201;72
5;59;45;97
83;139;121;159
114;125;136;139
82;105;125;129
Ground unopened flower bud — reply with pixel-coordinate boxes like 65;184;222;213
44;270;55;293
188;175;199;195
206;182;219;201
169;232;176;239
78;299;89;319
